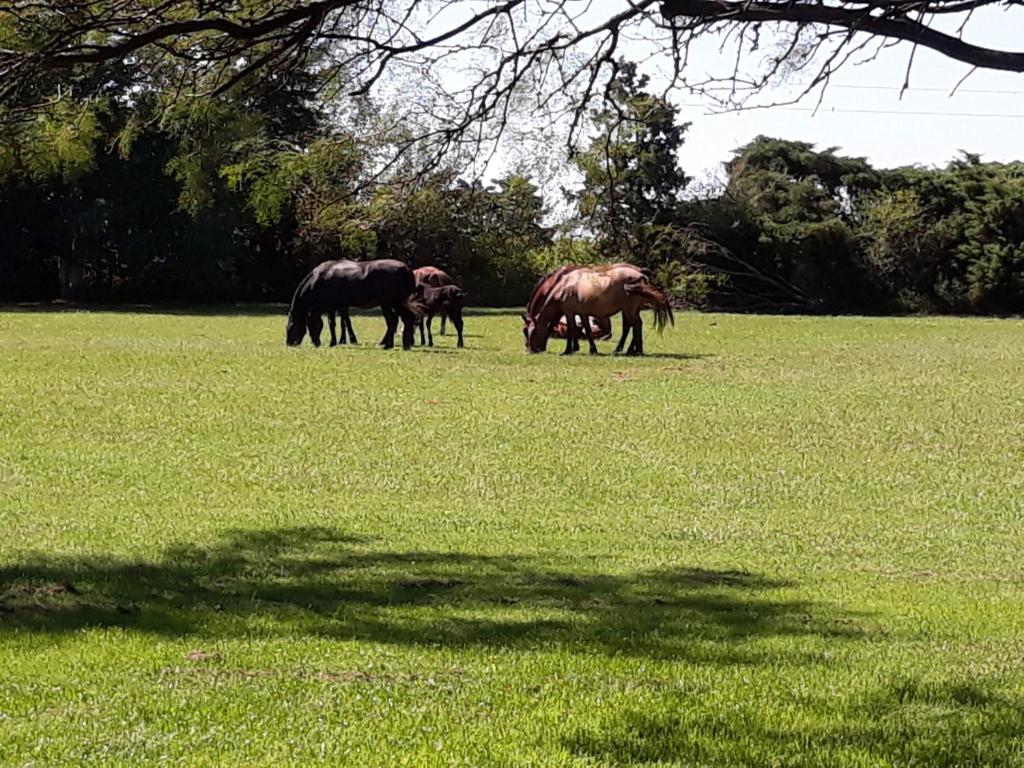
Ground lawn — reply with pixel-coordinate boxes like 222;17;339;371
1;307;1023;766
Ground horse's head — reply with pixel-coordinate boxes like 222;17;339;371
523;313;549;353
521;313;535;350
285;313;306;346
286;311;324;347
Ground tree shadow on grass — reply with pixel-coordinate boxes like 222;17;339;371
0;526;867;664
566;677;1024;767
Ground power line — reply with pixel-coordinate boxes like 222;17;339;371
781;106;1024;119
677;103;1024;119
833;84;1024;96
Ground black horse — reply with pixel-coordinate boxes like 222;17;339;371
286;259;422;349
418;284;466;348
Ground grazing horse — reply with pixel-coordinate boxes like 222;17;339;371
414;266;455;335
286;259;422;349
522;264;644;352
525;264;673;356
419;285;466;348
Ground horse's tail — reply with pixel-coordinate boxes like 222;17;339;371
624;281;675;333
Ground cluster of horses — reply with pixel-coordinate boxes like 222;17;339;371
285;259;465;350
285;259;674;355
522;263;673;355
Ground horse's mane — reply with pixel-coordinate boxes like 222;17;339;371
287;269;319;323
526;265;578;317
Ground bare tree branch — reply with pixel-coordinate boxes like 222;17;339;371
1;0;1021;176
661;0;1024;72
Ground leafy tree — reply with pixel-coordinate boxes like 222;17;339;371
861;156;1024;314
368;173;551;304
699;137;885;312
570;62;690;259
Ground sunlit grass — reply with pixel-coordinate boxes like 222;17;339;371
1;307;1023;765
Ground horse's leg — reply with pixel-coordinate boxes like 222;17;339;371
328;311;338;347
581;315;599;355
398;306;415;350
344;311;357;345
308;313;324;348
440;314;447;336
562;312;577;356
628;312;644;356
380;307;397;348
426;313;434;347
448;311;464;350
418;314;426;346
452;311;464;350
614;314;632;355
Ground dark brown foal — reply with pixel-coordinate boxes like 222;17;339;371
419;285;466;348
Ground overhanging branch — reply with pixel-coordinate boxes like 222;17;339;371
661;0;1024;72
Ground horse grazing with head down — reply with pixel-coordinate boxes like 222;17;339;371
522;264;650;353
414;266;455;335
525;264;673;356
286;259;422;349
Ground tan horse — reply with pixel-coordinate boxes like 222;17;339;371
525;264;673;355
522;263;645;352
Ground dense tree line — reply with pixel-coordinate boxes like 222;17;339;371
2;59;1022;315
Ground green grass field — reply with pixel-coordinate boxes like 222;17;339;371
1;307;1023;766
